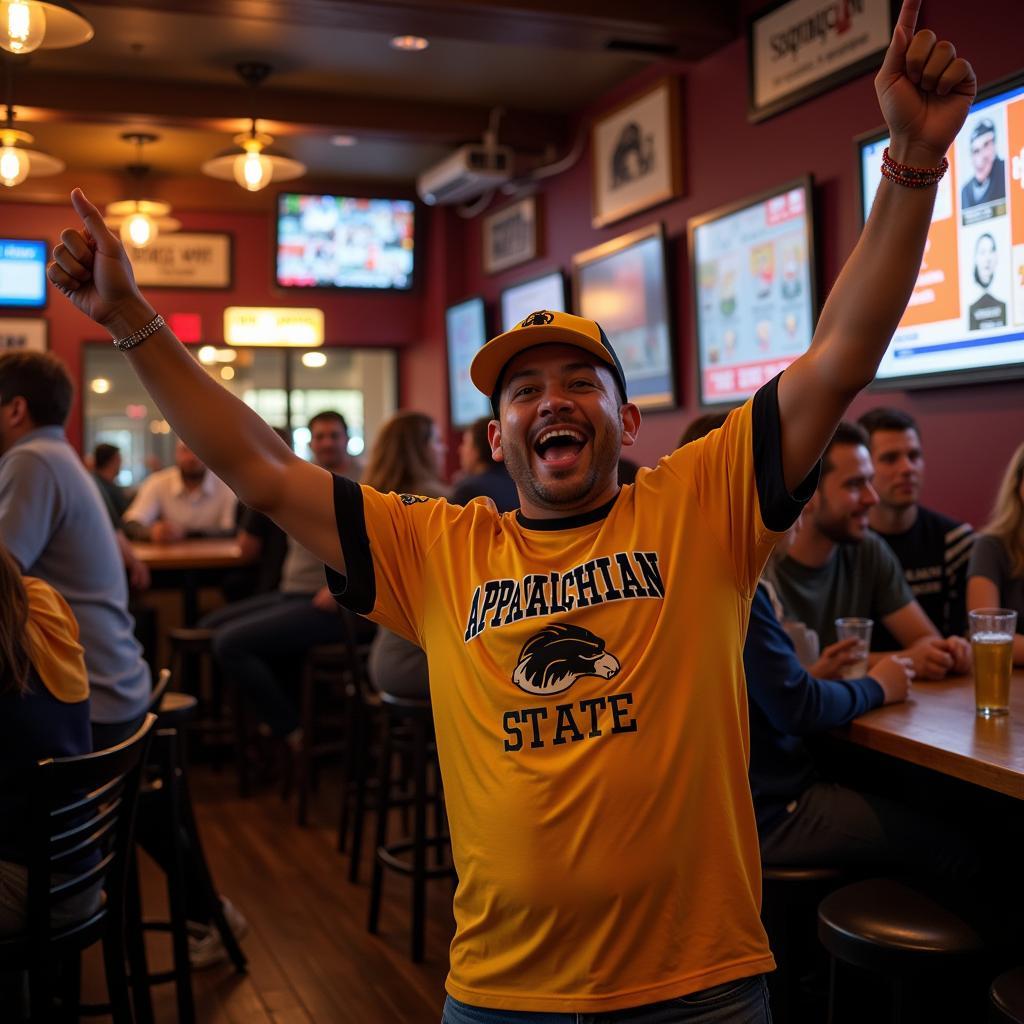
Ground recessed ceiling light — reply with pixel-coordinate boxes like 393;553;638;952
390;34;428;51
90;377;111;394
302;351;327;368
330;134;357;147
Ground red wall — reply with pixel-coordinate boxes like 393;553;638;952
441;0;1024;527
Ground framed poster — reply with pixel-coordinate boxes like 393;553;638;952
482;196;541;274
0;317;48;352
126;232;232;289
591;78;683;229
499;270;566;331
446;296;492;428
748;0;897;122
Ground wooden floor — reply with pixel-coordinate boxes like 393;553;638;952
81;766;454;1023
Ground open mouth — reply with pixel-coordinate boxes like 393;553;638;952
533;425;588;468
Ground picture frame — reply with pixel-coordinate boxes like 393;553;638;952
0;317;48;352
126;231;233;290
590;78;683;230
499;270;566;332
482;196;541;275
748;0;897;123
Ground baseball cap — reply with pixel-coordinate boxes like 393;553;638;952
970;118;996;143
470;309;629;413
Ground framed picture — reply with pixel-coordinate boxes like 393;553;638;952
499;270;566;332
591;78;683;229
445;296;492;428
748;0;897;123
0;317;47;352
126;232;233;289
572;223;677;410
482;196;541;275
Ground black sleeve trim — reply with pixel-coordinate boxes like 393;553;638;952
325;474;377;615
752;372;821;533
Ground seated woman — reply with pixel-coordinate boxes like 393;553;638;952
0;540;99;936
968;441;1024;665
363;412;449;699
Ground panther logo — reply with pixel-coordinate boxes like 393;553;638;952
399;494;429;505
512;623;621;697
520;310;555;328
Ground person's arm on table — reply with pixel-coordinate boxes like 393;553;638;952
875;599;969;679
776;0;975;490
47;192;344;575
968;576;1024;666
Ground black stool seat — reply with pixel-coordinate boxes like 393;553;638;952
818;879;983;972
991;967;1024;1024
157;691;199;727
763;864;845;884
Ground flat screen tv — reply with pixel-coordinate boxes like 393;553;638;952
446;297;492;428
275;193;415;291
857;71;1024;389
0;239;48;309
572;223;676;410
499;270;567;332
688;178;816;407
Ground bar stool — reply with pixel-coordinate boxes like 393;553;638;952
367;692;454;962
817;878;985;1024
991;967;1024;1023
762;864;846;1022
128;691;248;1024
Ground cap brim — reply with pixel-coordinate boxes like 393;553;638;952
470;323;618;398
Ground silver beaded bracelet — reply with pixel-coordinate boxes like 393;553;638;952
112;313;166;352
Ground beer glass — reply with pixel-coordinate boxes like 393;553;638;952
969;608;1017;717
835;617;873;680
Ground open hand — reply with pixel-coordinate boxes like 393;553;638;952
46;189;148;331
875;0;976;165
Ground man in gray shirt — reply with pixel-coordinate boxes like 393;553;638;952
771;421;969;681
0;351;151;742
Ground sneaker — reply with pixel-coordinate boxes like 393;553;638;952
187;897;249;970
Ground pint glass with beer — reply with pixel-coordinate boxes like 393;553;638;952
969;609;1017;717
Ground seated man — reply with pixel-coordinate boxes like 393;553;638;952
91;441;130;520
770;422;970;680
123;439;236;542
858;407;974;647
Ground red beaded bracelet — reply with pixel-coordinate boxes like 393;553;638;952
880;146;948;188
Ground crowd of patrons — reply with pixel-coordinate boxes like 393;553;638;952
2;343;1024;978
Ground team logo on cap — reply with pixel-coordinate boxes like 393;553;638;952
512;623;620;697
519;310;555;328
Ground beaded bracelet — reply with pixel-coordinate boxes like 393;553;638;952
112;313;166;352
880;146;948;188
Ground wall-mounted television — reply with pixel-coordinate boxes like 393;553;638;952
572;223;676;410
0;239;48;309
446;296;492;428
499;270;566;332
857;72;1024;389
688;178;816;407
275;193;415;291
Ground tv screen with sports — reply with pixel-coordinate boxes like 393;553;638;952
688;178;816;407
858;72;1024;388
446;297;492;428
0;239;47;308
572;223;675;410
276;194;415;290
499;271;566;332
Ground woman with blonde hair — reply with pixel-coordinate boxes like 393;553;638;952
364;412;449;698
968;441;1024;665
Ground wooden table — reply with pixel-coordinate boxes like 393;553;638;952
132;539;247;624
838;670;1024;800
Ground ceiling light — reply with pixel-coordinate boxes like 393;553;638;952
330;134;357;147
220;366;235;381
390;34;428;51
201;62;305;193
0;105;64;187
198;345;217;365
104;133;180;249
301;351;327;368
0;0;93;55
89;377;111;394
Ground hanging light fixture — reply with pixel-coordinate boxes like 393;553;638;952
104;132;180;249
0;102;63;186
0;0;93;55
201;62;305;193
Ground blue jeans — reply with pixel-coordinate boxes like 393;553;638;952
442;975;771;1023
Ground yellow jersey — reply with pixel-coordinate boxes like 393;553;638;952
328;381;814;1013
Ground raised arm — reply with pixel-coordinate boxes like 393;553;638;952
47;190;344;573
777;0;976;491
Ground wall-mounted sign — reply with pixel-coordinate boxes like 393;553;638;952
0;317;47;352
127;232;232;289
223;307;324;347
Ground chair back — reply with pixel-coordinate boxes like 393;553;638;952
147;668;172;713
23;713;156;957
